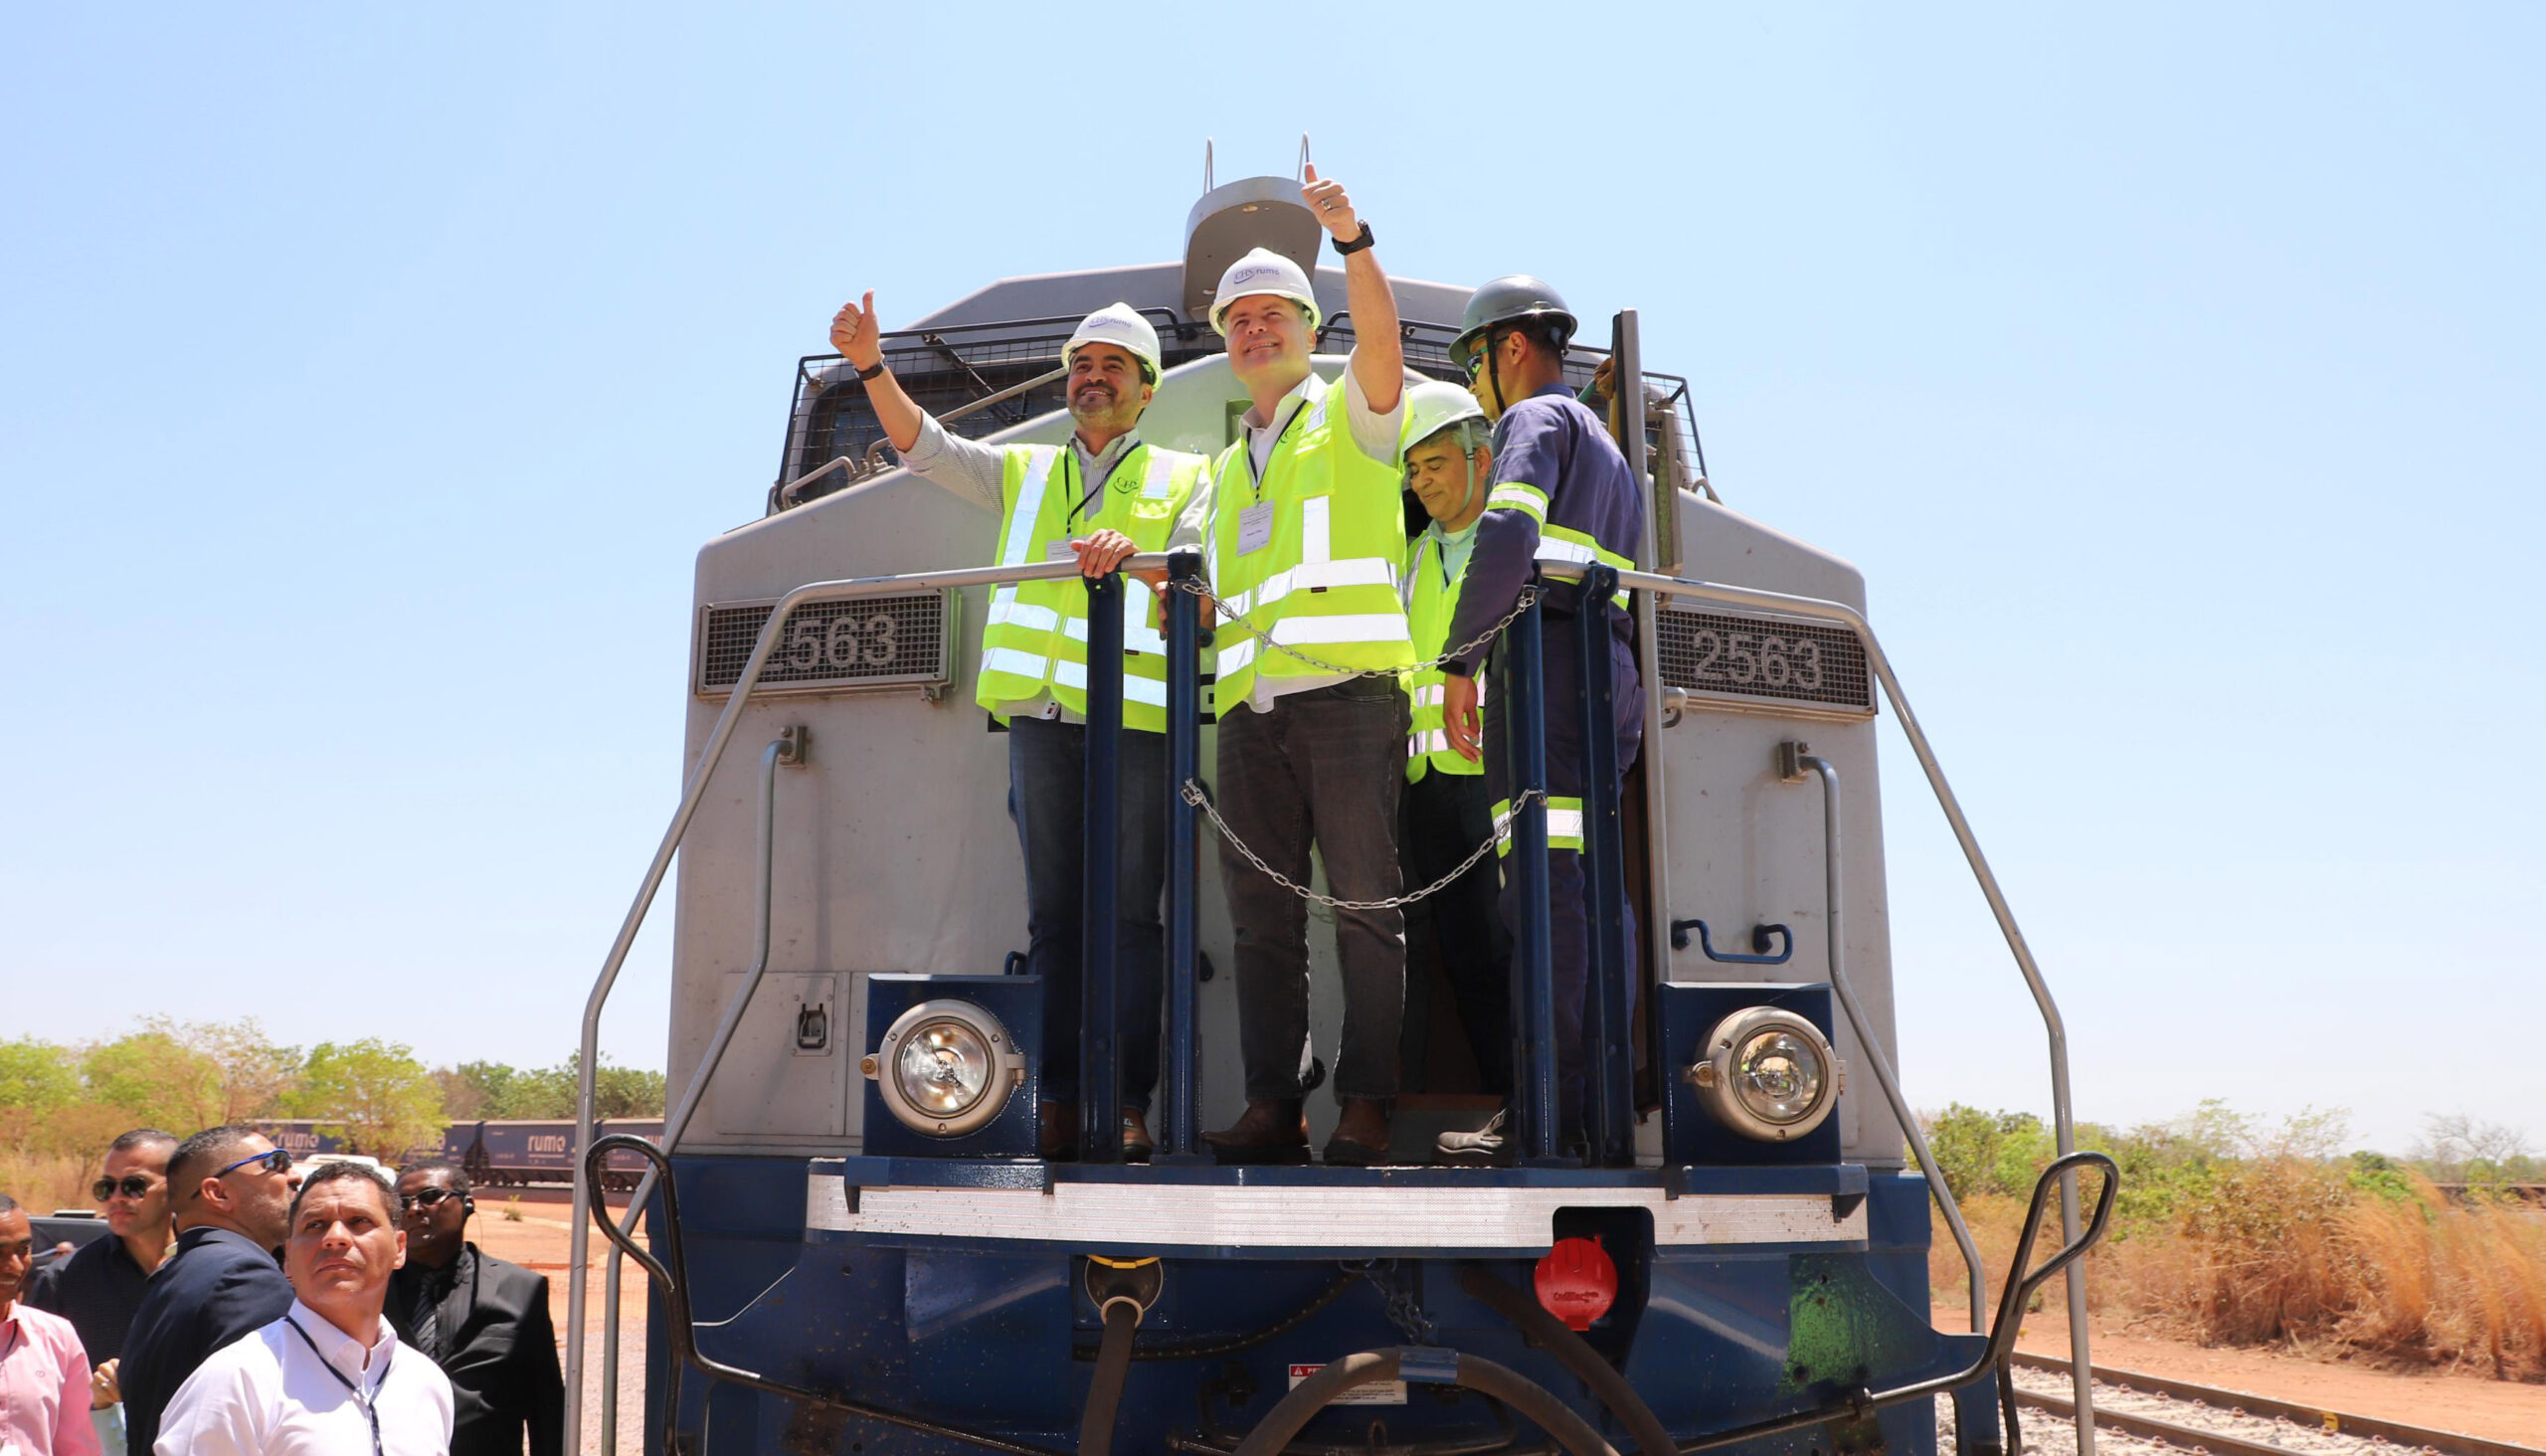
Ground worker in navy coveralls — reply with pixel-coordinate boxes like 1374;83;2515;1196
1437;276;1646;1151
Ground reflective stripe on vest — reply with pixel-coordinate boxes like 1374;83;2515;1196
975;441;1206;732
1492;795;1586;855
1205;376;1412;712
1537;523;1634;610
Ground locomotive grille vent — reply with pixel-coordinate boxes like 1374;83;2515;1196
695;591;955;697
1655;605;1874;718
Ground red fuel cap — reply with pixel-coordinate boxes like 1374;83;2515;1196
1533;1236;1617;1332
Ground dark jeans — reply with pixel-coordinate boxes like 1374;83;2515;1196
1214;678;1410;1103
1008;715;1167;1112
1483;629;1645;1136
1402;766;1513;1097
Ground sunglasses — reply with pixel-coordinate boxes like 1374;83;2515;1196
93;1176;158;1202
213;1148;294;1180
407;1187;463;1209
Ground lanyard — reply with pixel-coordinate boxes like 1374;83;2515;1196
1244;395;1309;503
285;1317;391;1456
1064;440;1140;527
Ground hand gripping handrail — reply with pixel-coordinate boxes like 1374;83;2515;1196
564;554;1172;1452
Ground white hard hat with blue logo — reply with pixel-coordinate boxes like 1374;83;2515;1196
1066;302;1164;384
1209;247;1321;337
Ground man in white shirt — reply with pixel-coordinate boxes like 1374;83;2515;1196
1103;165;1414;1164
155;1163;455;1456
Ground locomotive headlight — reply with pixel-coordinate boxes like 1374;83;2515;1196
1687;1006;1844;1142
865;1000;1020;1138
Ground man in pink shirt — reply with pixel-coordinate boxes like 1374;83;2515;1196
0;1192;102;1456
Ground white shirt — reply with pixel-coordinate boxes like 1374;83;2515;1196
1170;363;1408;711
154;1300;455;1456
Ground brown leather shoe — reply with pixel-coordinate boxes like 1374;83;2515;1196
1122;1107;1155;1163
1324;1098;1392;1167
1039;1101;1078;1162
1203;1099;1310;1165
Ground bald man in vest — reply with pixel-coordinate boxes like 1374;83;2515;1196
831;297;1209;1161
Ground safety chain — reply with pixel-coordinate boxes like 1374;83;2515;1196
1341;1260;1439;1346
1180;779;1544;911
1170;579;1540;679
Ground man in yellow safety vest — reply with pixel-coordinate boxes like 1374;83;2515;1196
1110;165;1412;1165
829;294;1208;1161
1395;383;1521;1157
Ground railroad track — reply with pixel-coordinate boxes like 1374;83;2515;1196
1996;1351;2542;1456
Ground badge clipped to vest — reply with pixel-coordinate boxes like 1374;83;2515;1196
1236;500;1275;555
1044;537;1079;562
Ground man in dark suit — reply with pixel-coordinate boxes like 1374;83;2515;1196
116;1126;298;1456
387;1161;563;1456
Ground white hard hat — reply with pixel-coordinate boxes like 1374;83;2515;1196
1398;380;1488;466
1209;247;1322;337
1066;302;1163;383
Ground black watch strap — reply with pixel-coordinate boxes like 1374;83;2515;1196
855;360;887;381
1334;222;1375;256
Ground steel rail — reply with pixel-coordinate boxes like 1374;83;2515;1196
2009;1354;2546;1456
2010;1385;2308;1456
564;553;1172;1451
1591;563;2097;1441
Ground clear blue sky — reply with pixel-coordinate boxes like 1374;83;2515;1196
4;6;2538;1155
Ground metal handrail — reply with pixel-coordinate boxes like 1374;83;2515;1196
1588;562;2098;1447
598;736;789;1451
1795;750;1987;1329
564;553;1173;1451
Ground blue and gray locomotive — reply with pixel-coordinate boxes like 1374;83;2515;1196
570;169;2113;1456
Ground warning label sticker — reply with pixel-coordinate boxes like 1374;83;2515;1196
1287;1364;1406;1405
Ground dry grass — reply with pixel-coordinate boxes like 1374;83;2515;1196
1931;1168;2546;1380
0;1149;96;1214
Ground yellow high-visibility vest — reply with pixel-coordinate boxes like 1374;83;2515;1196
975;440;1207;733
1206;376;1411;713
1401;527;1483;782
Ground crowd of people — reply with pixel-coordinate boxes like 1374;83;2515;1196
1;1126;562;1456
829;166;1647;1167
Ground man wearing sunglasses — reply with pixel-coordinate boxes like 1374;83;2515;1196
117;1128;300;1456
385;1163;562;1456
27;1129;177;1444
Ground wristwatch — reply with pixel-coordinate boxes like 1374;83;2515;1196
855;360;887;381
1334;223;1375;256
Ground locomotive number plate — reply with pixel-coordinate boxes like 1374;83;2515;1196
694;591;955;697
1656;605;1874;718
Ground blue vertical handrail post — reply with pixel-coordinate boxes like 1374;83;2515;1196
1079;571;1126;1163
1573;564;1634;1167
1159;552;1204;1161
1501;582;1563;1164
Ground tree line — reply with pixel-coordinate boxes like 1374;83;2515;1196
0;1016;665;1167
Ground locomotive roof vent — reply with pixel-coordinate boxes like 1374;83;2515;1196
1182;138;1322;324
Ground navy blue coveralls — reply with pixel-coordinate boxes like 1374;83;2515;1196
1440;384;1646;1140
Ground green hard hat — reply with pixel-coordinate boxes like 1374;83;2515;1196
1449;274;1578;370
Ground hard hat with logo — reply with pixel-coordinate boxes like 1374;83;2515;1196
1209;247;1322;337
1398;380;1488;466
1066;302;1164;384
1448;275;1578;371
